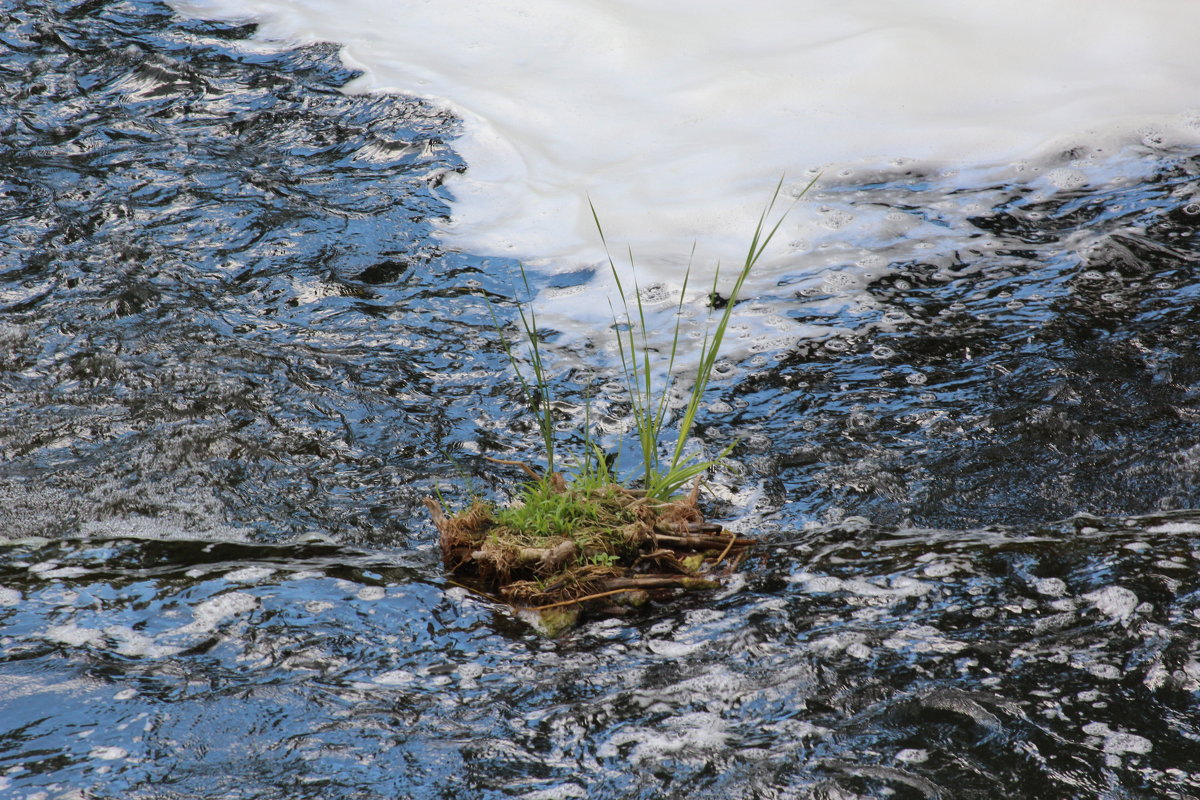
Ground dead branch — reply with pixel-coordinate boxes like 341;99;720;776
481;455;542;482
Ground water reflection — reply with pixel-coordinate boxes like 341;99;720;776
3;2;1200;798
3;510;1200;797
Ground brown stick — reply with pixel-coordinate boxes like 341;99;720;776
711;530;739;568
524;588;635;611
651;530;756;549
523;574;721;611
481;455;542;481
597;575;720;591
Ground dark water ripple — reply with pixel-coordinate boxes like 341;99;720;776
3;1;1200;798
3;512;1200;798
712;157;1200;530
0;0;525;544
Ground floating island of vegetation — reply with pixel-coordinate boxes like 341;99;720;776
426;182;807;634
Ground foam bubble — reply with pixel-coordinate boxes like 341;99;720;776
88;746;128;761
375;669;415;686
224;566;276;583
921;562;958;578
356;586;386;601
523;786;587;800
647;638;699;658
599;711;728;763
104;625;183;659
45;624;104;647
796;573;933;601
30;562;90;579
1148;521;1200;535
1034;577;1068;597
896;748;929;763
1045;168;1089;190
78;514;251;542
882;625;966;655
1083;722;1153;755
1084;586;1139;621
177;591;259;634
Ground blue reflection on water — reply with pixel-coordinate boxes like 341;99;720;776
4;1;1200;798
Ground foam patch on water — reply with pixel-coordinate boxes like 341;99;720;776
170;0;1200;289
45;624;104;648
1084;586;1140;622
1082;722;1153;755
599;711;729;764
374;669;415;686
224;566;277;584
791;572;933;601
811;631;873;661
176;592;260;634
88;746;129;761
29;563;90;580
1147;521;1200;535
882;625;967;656
1033;578;1068;597
79;514;252;543
104;625;184;659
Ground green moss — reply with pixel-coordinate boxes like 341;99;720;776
494;474;633;549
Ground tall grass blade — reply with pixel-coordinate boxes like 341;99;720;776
490;265;557;475
495;178;814;498
591;176;815;498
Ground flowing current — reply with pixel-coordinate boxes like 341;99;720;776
3;2;1200;798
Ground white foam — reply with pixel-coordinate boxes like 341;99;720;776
30;562;90;579
104;625;183;659
881;625;965;655
176;591;259;634
45;624;104;647
601;711;728;763
1083;722;1153;755
374;669;415;686
224;566;276;583
1034;578;1068;597
88;746;129;761
921;561;958;578
356;586;386;601
646;638;699;658
1084;586;1139;621
78;514;252;542
793;572;932;600
1148;521;1200;535
523;786;587;800
170;0;1200;283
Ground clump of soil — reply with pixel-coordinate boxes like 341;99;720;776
424;475;753;632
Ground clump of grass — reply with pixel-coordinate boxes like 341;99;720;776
426;179;812;631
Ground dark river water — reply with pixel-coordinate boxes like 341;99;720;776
4;2;1200;798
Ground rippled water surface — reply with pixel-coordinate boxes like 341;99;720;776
4;2;1200;798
